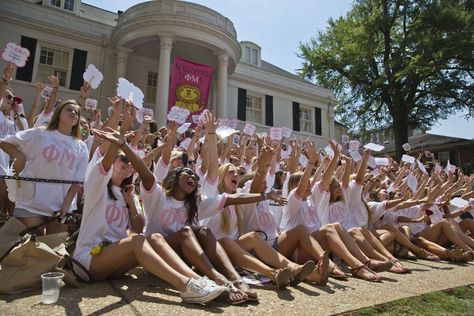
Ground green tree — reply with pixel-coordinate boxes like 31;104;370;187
299;0;473;159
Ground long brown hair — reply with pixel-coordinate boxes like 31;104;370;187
218;163;244;236
46;99;81;139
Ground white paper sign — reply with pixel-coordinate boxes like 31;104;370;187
299;154;308;168
349;140;360;151
226;119;238;129
450;197;468;208
364;143;385;152
84;98;97;110
401;154;416;164
434;163;442;173
406;173;418;193
108;106;114;117
179;138;191;151
367;156;376;169
269;127;283;141
387;183;396;193
243;123;256;136
233;134;241;146
402;143;411;152
116;77;144;109
177;122;192;134
82;64;103;89
218;118;228;126
167;106;190;125
374;157;390;166
143;108;154;120
417;160;428;174
215;125;238;138
2;42;30;67
324;145;335;158
341;135;350;144
349;150;362;162
192;115;201;124
445;160;456;174
256;132;267;138
282;127;292;138
40;86;53;99
281;150;290;159
371;169;379;176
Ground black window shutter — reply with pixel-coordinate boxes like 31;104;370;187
315;107;322;135
265;95;273;126
237;88;247;121
292;102;300;131
449;151;456;164
69;49;87;91
15;36;37;82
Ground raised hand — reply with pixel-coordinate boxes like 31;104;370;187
304;141;319;164
3;64;14;81
48;73;59;89
80;81;91;98
202;110;218;134
35;80;45;93
266;190;288;206
121;184;135;205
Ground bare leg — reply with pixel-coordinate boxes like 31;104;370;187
420;220;472;252
448;220;474;249
193;226;242;282
219;237;276;279
349;227;388;261
165;226;227;285
89;234;189;291
146;233;200;279
382;224;437;259
360;227;396;261
459;219;474;237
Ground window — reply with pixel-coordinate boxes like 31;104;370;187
299;106;314;134
146;71;158;104
243;46;259;66
437;151;449;166
37;46;70;87
246;94;264;124
49;0;75;12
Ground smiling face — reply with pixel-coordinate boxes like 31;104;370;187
177;168;199;194
219;164;240;194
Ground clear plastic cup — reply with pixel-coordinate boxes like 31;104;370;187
41;272;64;304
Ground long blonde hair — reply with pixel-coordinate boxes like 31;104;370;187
218;163;244;236
46;99;81;139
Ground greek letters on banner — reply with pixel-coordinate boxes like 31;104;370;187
168;58;213;123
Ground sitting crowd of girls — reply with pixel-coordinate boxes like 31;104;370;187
1;63;473;305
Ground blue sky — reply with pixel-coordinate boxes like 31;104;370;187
83;0;473;139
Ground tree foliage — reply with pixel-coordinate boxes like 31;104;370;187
299;0;473;158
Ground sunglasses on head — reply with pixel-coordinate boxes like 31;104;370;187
6;95;13;100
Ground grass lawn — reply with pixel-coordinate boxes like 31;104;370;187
339;285;474;316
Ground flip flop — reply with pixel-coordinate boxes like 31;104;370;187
273;267;292;288
290;260;316;286
232;279;258;301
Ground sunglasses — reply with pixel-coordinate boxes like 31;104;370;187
181;169;200;182
6;95;13;100
118;155;130;164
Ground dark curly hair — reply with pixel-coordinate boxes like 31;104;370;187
161;167;201;226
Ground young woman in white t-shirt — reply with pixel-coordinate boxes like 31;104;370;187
202;162;318;288
282;141;385;282
0;100;88;233
75;128;225;304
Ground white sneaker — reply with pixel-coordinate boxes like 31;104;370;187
181;277;225;304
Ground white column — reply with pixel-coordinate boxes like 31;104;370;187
116;47;131;82
155;35;174;126
328;103;336;138
216;51;229;119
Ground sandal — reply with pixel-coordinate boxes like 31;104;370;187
447;248;468;263
351;264;381;282
388;259;410;274
222;282;248;305
290;260;316;286
232;279;258;301
415;249;440;261
273;267;292;289
311;251;330;286
366;259;393;272
329;262;348;279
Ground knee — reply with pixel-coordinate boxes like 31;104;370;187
295;225;309;235
150;233;165;243
439;219;450;226
179;225;194;238
196;226;216;241
131;234;146;246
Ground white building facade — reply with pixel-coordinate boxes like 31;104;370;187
0;0;336;147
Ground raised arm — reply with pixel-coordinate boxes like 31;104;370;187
249;145;274;193
43;74;59;115
202;111;219;183
295;141;319;197
319;140;340;191
27;80;45;127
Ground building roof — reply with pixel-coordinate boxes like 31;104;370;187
381;133;473;154
261;60;315;86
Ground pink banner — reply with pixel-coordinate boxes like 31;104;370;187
168;58;213;120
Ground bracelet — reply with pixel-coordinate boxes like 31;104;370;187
207;132;216;135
